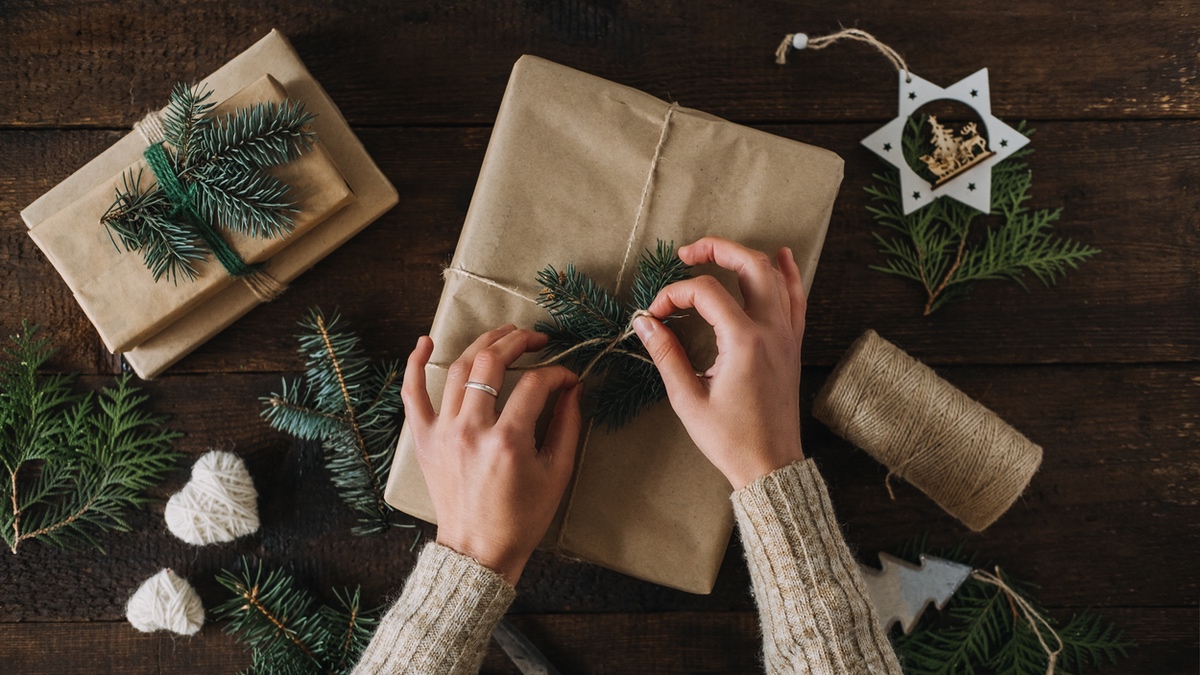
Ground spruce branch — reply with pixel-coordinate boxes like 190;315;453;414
867;117;1099;315
0;321;180;554
103;81;319;283
261;309;411;537
890;538;1133;675
535;240;691;429
215;558;380;675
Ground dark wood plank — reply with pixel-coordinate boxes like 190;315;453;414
1;607;1192;674
0;363;1194;622
1;0;1197;127
2;119;1196;374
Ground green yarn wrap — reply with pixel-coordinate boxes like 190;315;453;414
142;142;258;278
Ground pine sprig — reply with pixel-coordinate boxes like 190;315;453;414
890;539;1133;675
215;558;380;675
0;321;180;554
535;240;691;429
261;309;409;537
867;117;1099;314
103;82;318;282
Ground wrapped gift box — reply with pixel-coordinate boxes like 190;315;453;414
21;30;398;379
384;55;843;594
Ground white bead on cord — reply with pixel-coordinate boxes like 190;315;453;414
164;450;260;546
125;569;205;636
791;33;810;50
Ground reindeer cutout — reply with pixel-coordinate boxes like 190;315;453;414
918;115;994;186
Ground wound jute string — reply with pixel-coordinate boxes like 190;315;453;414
971;567;1064;674
164;450;260;546
134;109;288;302
813;330;1042;532
125;568;205;636
774;28;912;83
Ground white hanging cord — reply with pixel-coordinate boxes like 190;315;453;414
775;28;912;83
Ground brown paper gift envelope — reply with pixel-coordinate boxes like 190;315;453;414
384;55;843;594
22;30;398;378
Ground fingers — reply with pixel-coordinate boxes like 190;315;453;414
500;366;580;434
679;237;791;326
542;381;583;479
402;336;437;433
633;314;705;403
442;324;517;417
776;247;808;342
460;329;549;420
648;275;751;339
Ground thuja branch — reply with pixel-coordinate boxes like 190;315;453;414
261;309;412;537
535;240;691;429
890;537;1133;675
0;321;180;554
867;117;1099;315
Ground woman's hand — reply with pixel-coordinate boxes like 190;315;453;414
633;237;807;490
402;325;583;585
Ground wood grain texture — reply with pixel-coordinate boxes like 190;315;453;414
2;0;1196;671
4;121;1197;374
0;607;1192;675
0;0;1197;127
0;364;1194;624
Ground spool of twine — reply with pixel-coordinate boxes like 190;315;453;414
813;330;1042;531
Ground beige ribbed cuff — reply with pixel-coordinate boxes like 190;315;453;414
353;543;515;675
732;459;902;675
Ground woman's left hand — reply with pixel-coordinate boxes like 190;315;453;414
402;325;583;585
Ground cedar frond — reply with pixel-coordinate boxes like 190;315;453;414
0;322;180;554
867;117;1098;314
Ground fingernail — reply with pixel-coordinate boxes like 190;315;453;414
633;315;657;340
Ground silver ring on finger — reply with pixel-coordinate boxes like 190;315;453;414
464;381;499;397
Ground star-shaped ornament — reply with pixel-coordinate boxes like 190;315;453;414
861;69;1029;215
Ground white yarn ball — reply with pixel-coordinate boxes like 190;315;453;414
165;450;260;545
126;569;205;636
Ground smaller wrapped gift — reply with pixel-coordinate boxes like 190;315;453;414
21;30;397;379
385;56;844;594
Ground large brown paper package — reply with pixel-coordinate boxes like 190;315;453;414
22;30;398;379
385;56;843;594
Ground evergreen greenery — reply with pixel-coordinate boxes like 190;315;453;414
891;537;1133;675
102;82;317;283
867;117;1099;315
215;558;380;675
0;321;180;554
261;309;410;537
535;240;691;429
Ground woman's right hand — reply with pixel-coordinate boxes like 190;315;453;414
632;237;807;490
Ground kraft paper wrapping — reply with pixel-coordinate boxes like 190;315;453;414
384;56;844;594
28;75;353;354
22;30;398;379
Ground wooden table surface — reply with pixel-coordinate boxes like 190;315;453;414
2;2;1197;673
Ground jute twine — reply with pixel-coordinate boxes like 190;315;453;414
813;330;1042;531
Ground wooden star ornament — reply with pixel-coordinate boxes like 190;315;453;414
862;69;1029;215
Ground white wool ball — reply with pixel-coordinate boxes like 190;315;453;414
126;569;205;636
165;450;260;545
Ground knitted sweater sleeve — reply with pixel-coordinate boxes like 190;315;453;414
352;542;514;675
731;459;903;675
